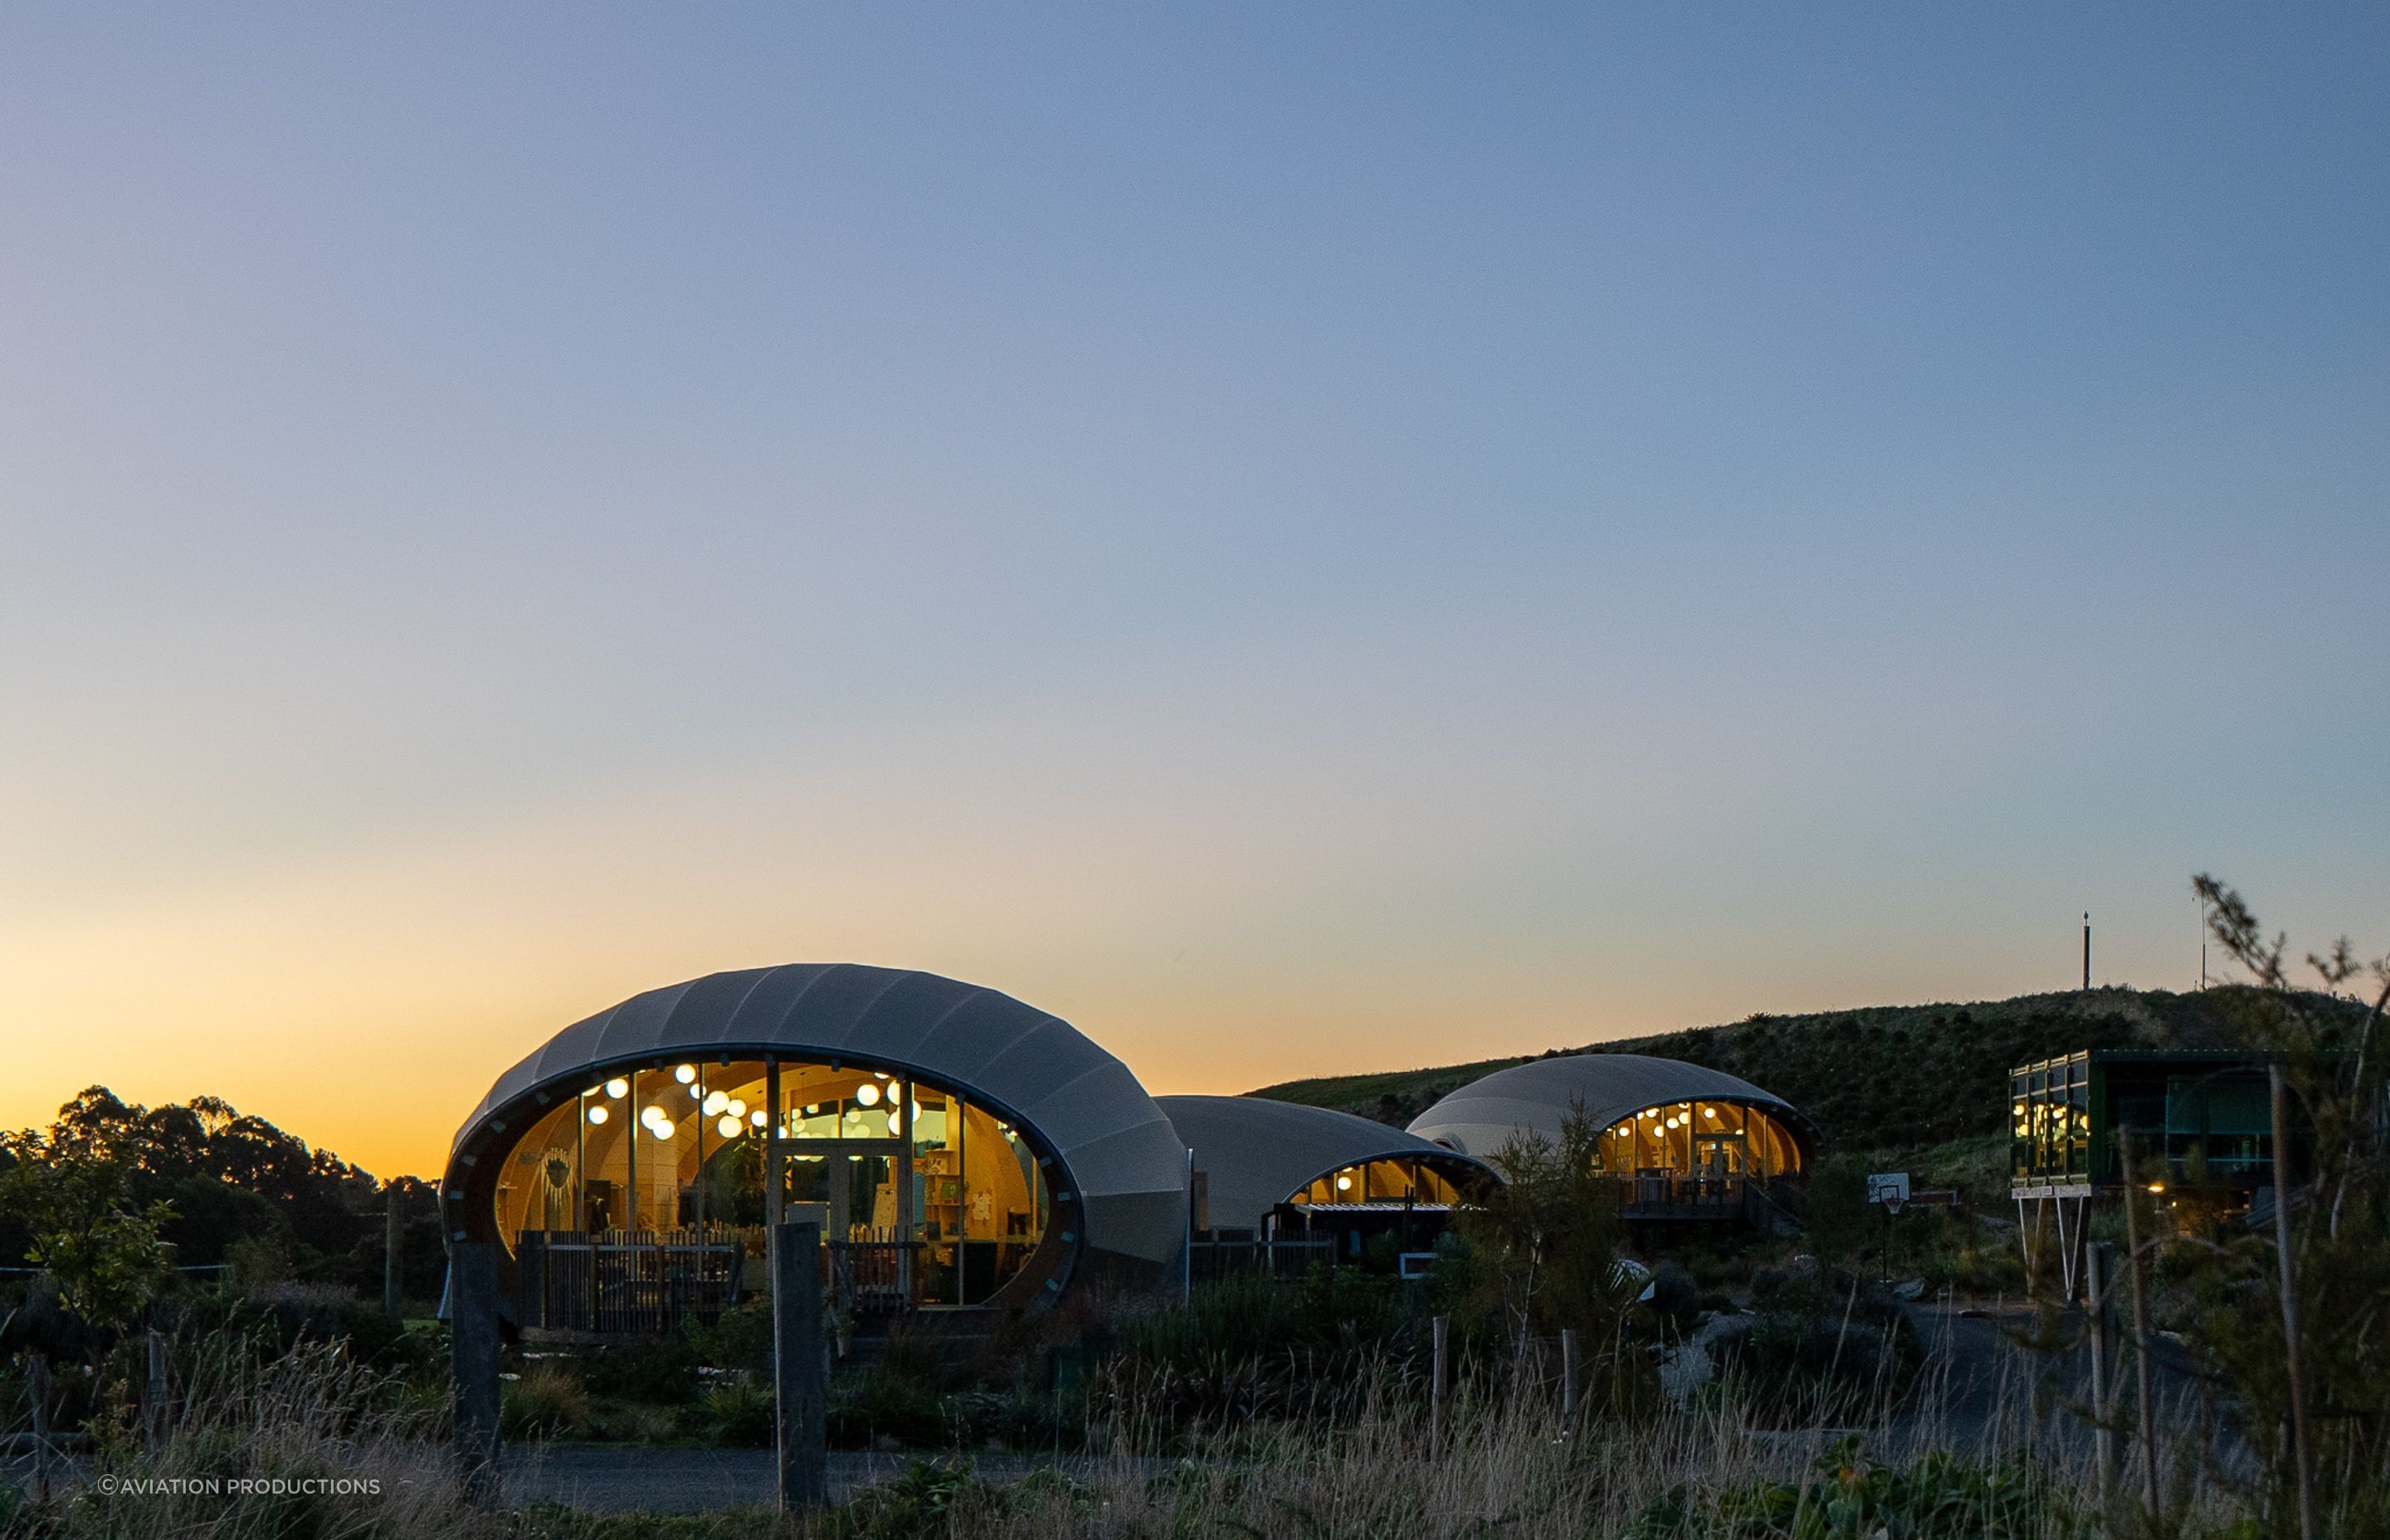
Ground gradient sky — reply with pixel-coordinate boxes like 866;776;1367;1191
2;7;2383;1180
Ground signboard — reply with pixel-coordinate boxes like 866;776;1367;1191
1867;1172;1910;1213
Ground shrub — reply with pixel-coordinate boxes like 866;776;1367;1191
1627;1435;2093;1539
579;1333;700;1404
681;1299;774;1377
827;1460;1096;1540
828;1365;948;1449
501;1361;592;1441
689;1377;775;1447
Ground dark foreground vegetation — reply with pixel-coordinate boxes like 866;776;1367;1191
2;877;2383;1537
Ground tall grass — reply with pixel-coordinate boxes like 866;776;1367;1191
6;1328;491;1540
4;1321;2265;1539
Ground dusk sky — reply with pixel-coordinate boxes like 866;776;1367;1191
2;7;2383;1179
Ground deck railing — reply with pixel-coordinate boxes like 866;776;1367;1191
515;1230;929;1336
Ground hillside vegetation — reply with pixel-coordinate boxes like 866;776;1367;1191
1248;984;2349;1153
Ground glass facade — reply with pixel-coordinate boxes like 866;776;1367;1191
491;1056;1052;1308
1288;1157;1468;1207
2010;1052;2093;1185
1586;1099;1803;1178
2010;1050;2277;1190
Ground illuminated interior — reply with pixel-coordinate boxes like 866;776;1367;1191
1585;1099;1804;1178
490;1058;1051;1306
1288;1157;1470;1207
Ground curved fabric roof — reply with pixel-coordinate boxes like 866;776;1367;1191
1159;1094;1491;1231
446;963;1189;1264
1407;1053;1814;1160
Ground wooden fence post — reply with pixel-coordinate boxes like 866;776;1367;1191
2085;1240;2116;1502
384;1187;405;1323
2269;1065;2317;1540
1429;1314;1449;1462
26;1353;51;1506
2119;1130;2160;1517
450;1241;501;1508
144;1329;169;1446
1560;1328;1580;1426
773;1221;827;1509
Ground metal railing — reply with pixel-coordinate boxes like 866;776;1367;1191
518;1229;747;1337
1603;1173;1757;1218
516;1230;934;1335
829;1240;919;1317
1187;1236;1336;1282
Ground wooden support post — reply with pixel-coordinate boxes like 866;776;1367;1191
2085;1240;2116;1502
2269;1065;2317;1540
26;1353;50;1506
1559;1328;1580;1426
449;1241;501;1508
144;1329;169;1446
2119;1130;2160;1518
773;1221;827;1510
519;1232;546;1334
384;1186;405;1323
1429;1314;1449;1462
765;1060;784;1234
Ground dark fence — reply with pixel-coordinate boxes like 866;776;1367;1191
1605;1173;1756;1220
518;1231;943;1336
829;1240;919;1318
1187;1236;1337;1284
518;1230;746;1337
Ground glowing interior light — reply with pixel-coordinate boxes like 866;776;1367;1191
749;1110;767;1128
674;1065;697;1084
2147;1182;2165;1193
888;1112;904;1134
604;1078;628;1099
872;1071;889;1080
716;1116;741;1138
804;1104;819;1116
1335;1174;1353;1192
728;1099;747;1118
774;1125;788;1139
650;1122;673;1141
885;1084;902;1105
1704;1108;1720;1121
854;1083;881;1108
703;1090;729;1115
586;1106;608;1125
687;1084;702;1100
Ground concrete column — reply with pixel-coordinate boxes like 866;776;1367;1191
772;1221;827;1509
449;1241;501;1507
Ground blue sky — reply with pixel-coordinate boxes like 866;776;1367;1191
1;6;2383;1173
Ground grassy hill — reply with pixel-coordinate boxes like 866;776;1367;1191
1248;985;2344;1154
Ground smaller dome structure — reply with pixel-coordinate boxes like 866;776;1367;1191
1408;1053;1815;1180
1160;1094;1493;1231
